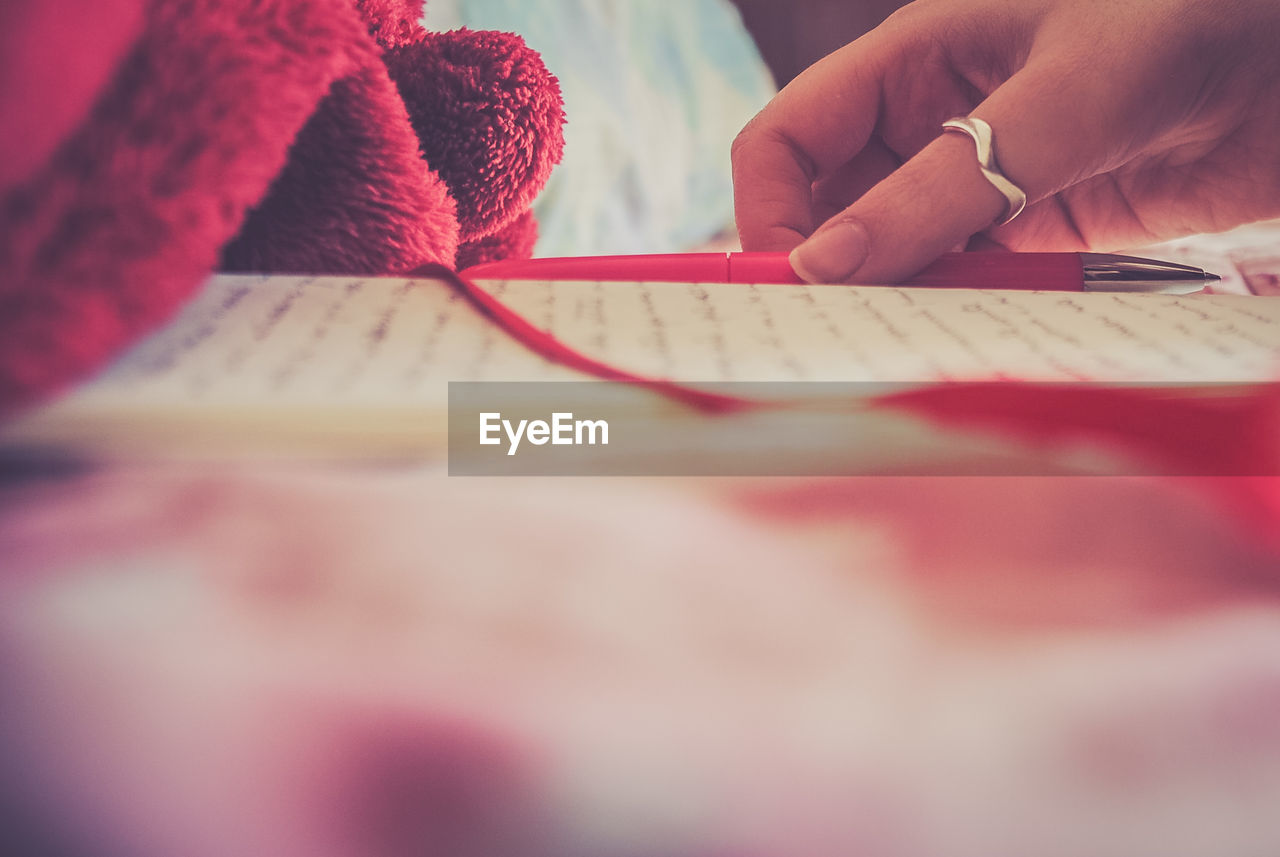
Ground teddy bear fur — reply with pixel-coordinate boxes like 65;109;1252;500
0;0;563;412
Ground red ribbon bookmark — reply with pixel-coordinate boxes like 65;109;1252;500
411;263;752;414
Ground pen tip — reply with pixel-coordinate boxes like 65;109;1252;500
1205;271;1222;282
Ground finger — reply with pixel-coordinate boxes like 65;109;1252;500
811;138;902;226
790;60;1129;284
731;30;897;252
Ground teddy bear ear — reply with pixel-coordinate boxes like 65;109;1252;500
384;29;565;245
353;0;427;48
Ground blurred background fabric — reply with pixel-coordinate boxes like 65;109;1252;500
426;0;776;254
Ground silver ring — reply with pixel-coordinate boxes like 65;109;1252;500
941;116;1026;226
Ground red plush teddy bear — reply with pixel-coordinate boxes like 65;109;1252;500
0;0;564;411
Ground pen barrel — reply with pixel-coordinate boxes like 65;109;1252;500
727;252;804;284
463;254;731;283
905;253;1083;290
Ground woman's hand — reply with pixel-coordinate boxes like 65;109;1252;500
732;0;1280;283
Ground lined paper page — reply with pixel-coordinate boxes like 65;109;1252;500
26;274;1280;407
1;275;578;457
492;280;1280;384
4;273;1277;457
61;275;579;410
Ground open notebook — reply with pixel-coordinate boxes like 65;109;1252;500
2;273;1277;462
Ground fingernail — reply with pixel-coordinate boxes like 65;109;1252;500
790;221;869;284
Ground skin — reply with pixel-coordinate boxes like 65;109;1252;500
731;0;1280;283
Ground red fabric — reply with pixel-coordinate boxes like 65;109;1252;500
219;61;462;275
878;383;1280;551
456;210;539;270
1193;477;1280;554
0;0;146;194
877;382;1280;477
0;0;564;413
353;0;428;48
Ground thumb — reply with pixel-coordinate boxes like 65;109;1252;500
789;65;1117;284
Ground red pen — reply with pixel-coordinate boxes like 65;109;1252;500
461;251;1218;294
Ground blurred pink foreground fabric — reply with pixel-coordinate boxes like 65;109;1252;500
3;468;1280;857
